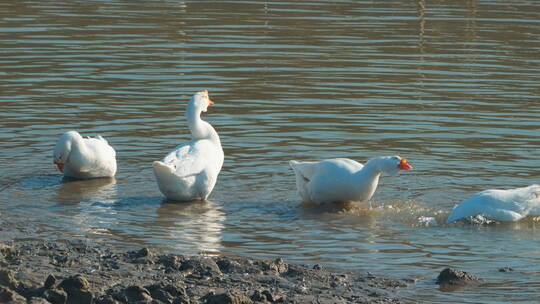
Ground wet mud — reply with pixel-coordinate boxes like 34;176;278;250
0;240;413;303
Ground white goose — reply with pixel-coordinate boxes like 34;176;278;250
446;185;540;223
289;156;413;205
153;90;224;202
53;131;117;179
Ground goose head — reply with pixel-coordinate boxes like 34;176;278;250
53;131;79;172
190;89;214;113
374;156;413;175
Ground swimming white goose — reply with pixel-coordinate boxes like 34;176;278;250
153;90;224;202
446;185;540;223
289;156;413;205
53;131;117;179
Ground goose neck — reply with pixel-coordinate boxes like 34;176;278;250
353;159;384;186
354;165;382;183
186;103;215;140
352;162;382;202
361;159;384;175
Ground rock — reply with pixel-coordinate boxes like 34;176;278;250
262;258;288;274
44;274;57;289
52;255;69;266
173;298;190;304
43;288;67;304
124;285;152;303
128;248;154;264
499;267;514;272
146;283;188;304
158;255;181;271
58;275;92;304
0;244;13;259
284;264;311;278
67;289;92;304
330;274;349;288
250;290;266;302
436;268;483;285
149;287;171;303
58;275;90;291
250;290;277;303
0;269;19;289
13;278;39;300
0;286;26;303
202;291;253;304
180;258;221;277
95;294;120;304
30;297;53;304
137;248;151;258
216;258;241;274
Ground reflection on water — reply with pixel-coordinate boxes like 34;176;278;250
1;0;540;302
56;177;117;203
154;201;225;255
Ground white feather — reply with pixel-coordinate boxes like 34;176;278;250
153;90;224;201
289;156;412;204
447;185;540;223
53;131;117;179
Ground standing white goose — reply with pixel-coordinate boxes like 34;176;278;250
153;90;224;202
289;156;413;205
446;185;540;223
53;131;117;179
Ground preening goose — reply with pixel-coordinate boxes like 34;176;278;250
53;131;117;179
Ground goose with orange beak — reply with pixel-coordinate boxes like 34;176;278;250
153;90;224;202
290;156;413;205
53;131;117;179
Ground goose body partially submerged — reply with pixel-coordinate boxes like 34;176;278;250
289;156;413;205
446;185;540;223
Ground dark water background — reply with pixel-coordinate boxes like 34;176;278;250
1;1;540;302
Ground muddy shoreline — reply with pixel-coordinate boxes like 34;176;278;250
0;239;415;303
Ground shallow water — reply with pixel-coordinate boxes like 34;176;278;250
1;0;540;302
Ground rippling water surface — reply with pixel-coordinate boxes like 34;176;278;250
1;0;540;302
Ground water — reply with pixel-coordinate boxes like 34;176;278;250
1;0;540;302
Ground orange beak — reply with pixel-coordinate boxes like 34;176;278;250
54;160;64;172
398;158;413;170
200;89;214;106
